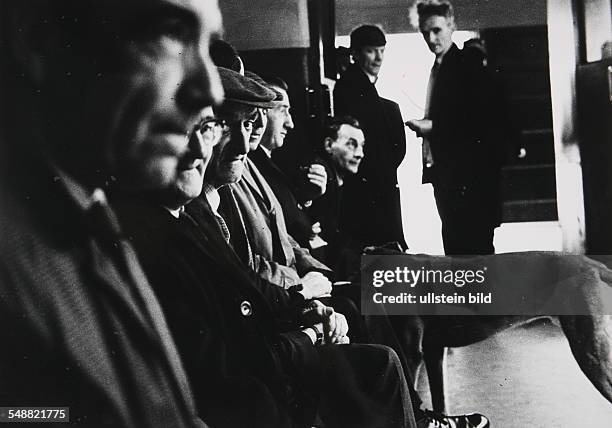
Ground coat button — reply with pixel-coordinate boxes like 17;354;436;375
240;300;253;317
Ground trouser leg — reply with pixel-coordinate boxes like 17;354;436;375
433;186;496;255
317;343;417;428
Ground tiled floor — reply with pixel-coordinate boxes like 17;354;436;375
415;320;612;428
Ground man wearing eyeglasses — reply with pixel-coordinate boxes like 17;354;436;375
113;66;417;428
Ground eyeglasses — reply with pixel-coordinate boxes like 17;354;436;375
193;118;227;145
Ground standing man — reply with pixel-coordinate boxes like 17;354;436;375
334;24;408;251
0;0;222;426
406;0;503;255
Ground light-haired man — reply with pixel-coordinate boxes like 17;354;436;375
406;0;503;256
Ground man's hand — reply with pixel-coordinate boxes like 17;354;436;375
301;300;350;344
405;119;432;137
305;163;327;198
298;271;332;299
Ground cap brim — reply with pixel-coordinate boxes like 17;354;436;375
225;98;282;108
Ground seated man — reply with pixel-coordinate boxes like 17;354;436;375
249;76;327;250
204;63;489;428
0;1;215;425
307;115;367;271
113;67;416;428
226;81;333;294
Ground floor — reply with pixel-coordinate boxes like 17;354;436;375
414;320;612;428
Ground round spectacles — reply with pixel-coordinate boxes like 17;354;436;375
193;118;227;145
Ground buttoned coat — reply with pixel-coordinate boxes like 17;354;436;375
114;194;321;427
424;43;503;194
228;158;332;288
114;195;416;428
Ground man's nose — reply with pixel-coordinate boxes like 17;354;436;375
375;51;384;62
354;145;364;159
285;112;295;130
254;110;265;129
235;128;250;155
177;47;224;114
427;32;437;44
187;130;205;158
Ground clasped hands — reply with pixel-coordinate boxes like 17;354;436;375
301;300;350;345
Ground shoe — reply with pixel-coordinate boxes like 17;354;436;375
416;409;490;428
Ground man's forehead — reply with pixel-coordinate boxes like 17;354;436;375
216;106;256;122
338;124;364;141
93;0;222;31
420;15;452;29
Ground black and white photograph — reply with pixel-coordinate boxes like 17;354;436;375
0;0;611;427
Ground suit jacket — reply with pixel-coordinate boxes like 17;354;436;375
0;161;203;428
426;43;503;192
228;158;332;288
249;146;314;248
306;157;357;270
114;195;321;428
333;64;407;248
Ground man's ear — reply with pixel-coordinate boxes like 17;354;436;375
7;5;57;85
323;137;334;154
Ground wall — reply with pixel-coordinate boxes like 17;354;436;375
336;0;547;35
547;0;586;252
219;0;310;50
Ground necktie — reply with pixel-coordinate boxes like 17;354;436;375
422;61;440;169
215;213;231;243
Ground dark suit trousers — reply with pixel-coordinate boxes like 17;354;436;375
433;186;496;255
323;288;424;415
317;344;416;428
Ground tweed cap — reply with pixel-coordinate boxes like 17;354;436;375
244;70;284;107
218;67;276;107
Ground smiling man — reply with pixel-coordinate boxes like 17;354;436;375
307;116;365;268
0;0;222;426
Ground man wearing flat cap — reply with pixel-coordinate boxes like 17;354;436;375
113;67;417;428
334;24;408;254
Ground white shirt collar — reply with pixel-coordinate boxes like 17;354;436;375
53;165;107;211
260;146;272;158
164;206;183;218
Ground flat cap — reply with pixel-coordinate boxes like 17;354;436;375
244;70;284;107
218;67;276;107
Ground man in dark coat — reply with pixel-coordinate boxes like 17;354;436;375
406;0;503;255
308;116;366;271
251;76;327;249
334;25;408;250
0;0;223;426
113;68;417;428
